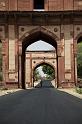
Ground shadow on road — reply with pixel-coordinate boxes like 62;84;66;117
0;87;82;124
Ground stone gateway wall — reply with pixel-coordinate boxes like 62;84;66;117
0;1;82;88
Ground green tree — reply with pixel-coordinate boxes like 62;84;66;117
33;69;40;81
77;42;82;78
42;65;55;79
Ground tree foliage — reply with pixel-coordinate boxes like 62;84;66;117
33;69;40;81
42;65;55;79
77;42;82;78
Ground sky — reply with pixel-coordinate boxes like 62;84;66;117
27;40;55;51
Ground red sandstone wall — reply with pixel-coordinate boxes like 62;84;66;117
9;0;17;10
18;0;32;11
0;0;82;11
64;0;73;10
48;0;63;11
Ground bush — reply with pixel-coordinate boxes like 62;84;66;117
76;87;82;94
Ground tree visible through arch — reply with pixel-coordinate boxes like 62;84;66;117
42;64;55;79
77;37;82;79
33;62;56;88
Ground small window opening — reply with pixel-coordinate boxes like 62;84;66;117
34;0;44;10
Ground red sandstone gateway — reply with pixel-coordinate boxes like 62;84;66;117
0;0;82;88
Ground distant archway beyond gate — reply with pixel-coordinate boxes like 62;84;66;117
25;51;57;88
19;27;59;88
33;62;56;88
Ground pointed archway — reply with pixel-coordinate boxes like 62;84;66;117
18;27;60;89
74;33;82;85
33;61;56;88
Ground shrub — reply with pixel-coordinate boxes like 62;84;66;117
76;87;82;94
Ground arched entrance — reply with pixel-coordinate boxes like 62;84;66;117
76;36;82;84
33;62;56;88
19;27;60;89
74;33;82;85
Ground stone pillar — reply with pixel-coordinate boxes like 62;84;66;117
15;39;19;82
2;41;6;86
30;53;33;87
71;43;74;81
18;42;22;88
64;25;74;87
8;25;16;81
74;53;77;85
73;40;78;85
57;56;65;87
57;43;64;87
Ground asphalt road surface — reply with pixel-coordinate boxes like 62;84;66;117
0;81;82;124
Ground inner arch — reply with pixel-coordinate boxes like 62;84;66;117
33;62;55;88
33;61;55;71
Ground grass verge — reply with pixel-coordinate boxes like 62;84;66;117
76;87;82;94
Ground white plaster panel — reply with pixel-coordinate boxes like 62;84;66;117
9;25;15;71
9;39;15;70
9;73;15;80
65;73;71;80
64;25;72;70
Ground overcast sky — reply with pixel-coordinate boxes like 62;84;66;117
27;40;55;51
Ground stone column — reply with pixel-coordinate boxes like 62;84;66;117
30;53;33;87
2;42;6;87
73;40;78;85
15;39;19;82
18;42;22;88
2;40;8;87
57;44;61;87
8;25;16;81
57;43;65;88
74;53;77;85
64;25;73;81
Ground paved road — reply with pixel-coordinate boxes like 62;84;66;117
0;85;82;124
35;80;54;88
